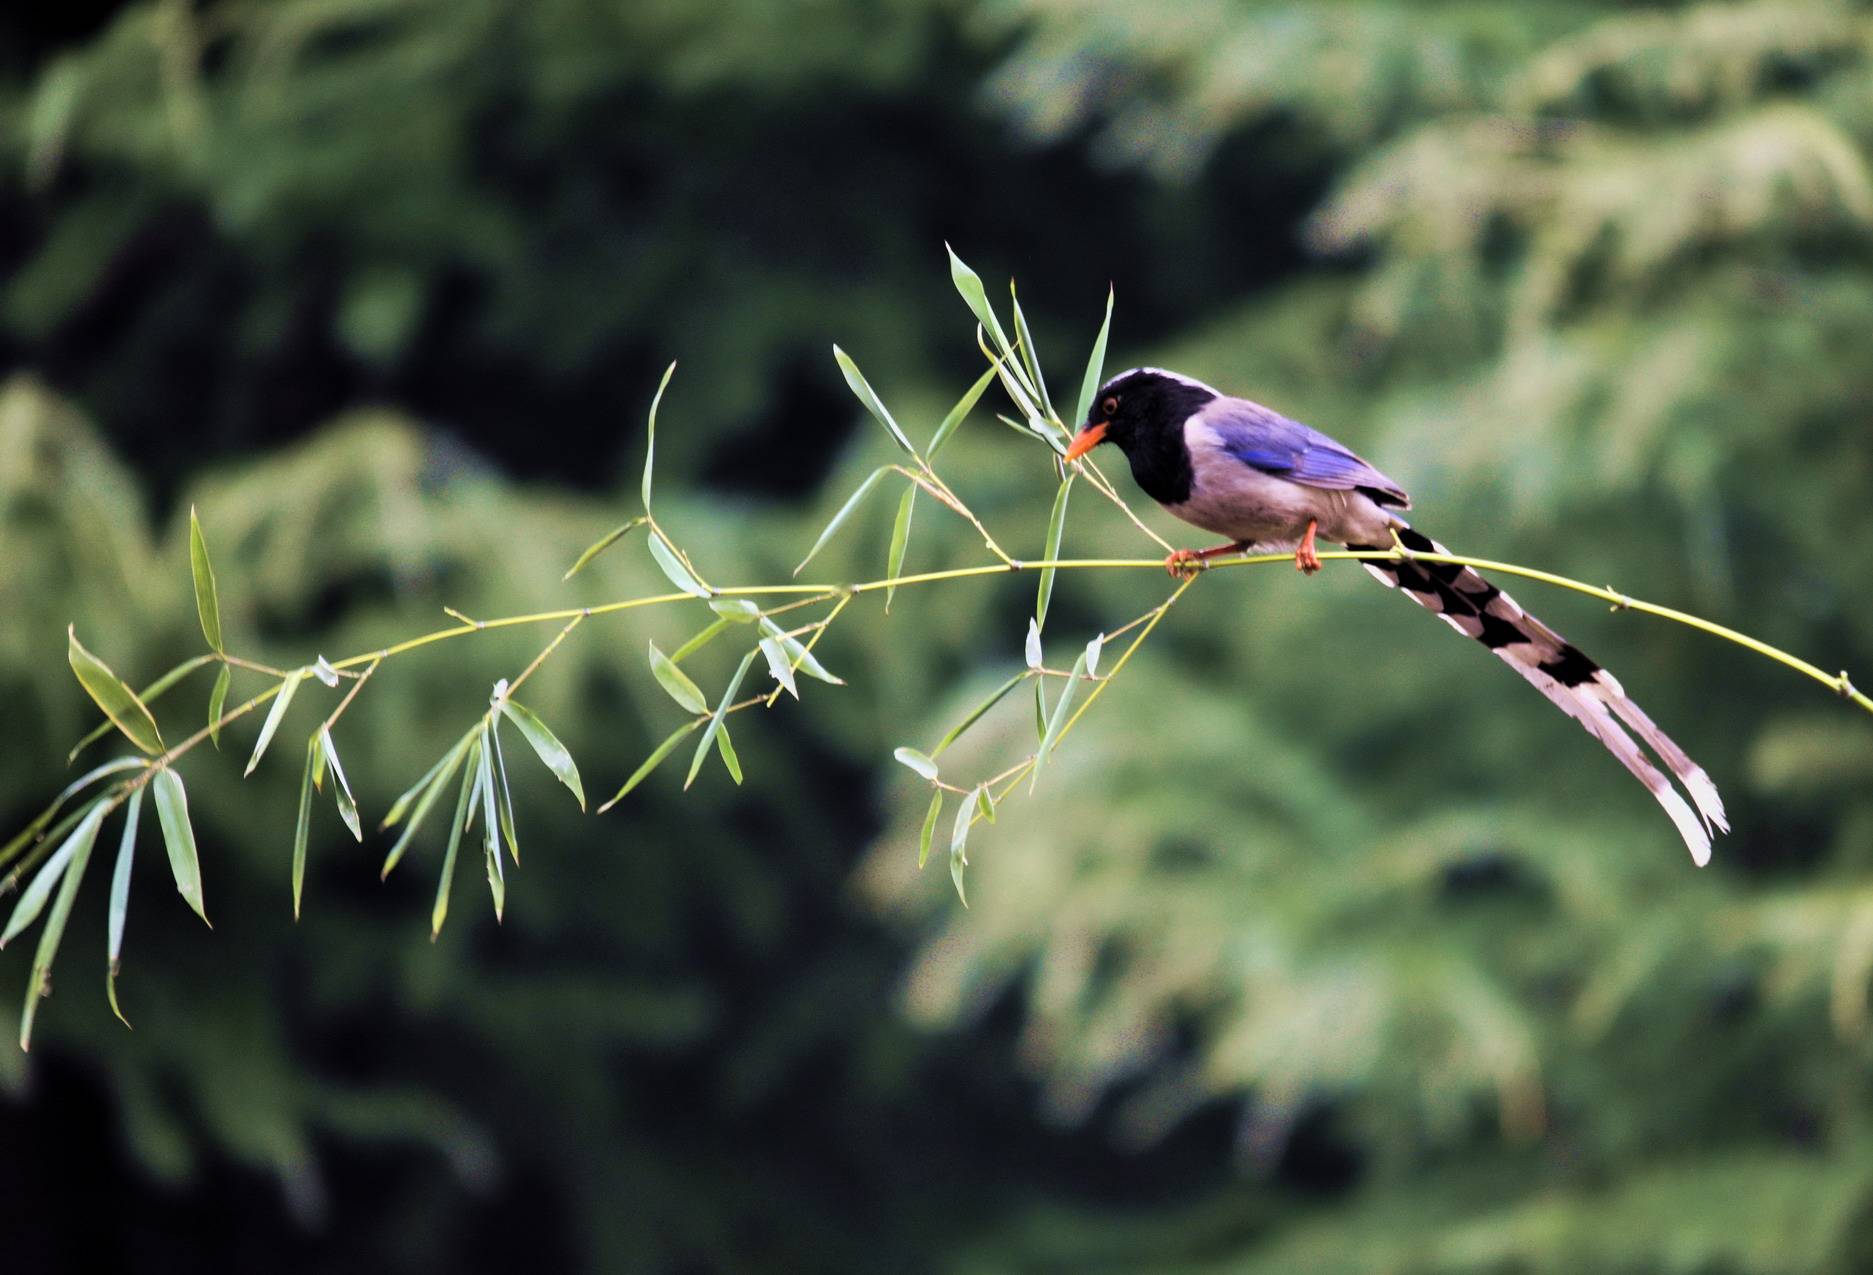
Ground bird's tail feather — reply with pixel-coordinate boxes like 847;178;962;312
1348;524;1727;865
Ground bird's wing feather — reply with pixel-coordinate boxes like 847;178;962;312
1198;396;1409;507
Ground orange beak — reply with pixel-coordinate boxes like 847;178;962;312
1064;421;1108;463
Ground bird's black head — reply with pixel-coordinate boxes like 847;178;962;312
1064;369;1218;503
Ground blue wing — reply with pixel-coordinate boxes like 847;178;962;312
1198;396;1409;508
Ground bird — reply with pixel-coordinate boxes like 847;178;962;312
1062;367;1727;865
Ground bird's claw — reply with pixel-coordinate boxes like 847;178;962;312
1294;519;1322;574
1164;549;1204;579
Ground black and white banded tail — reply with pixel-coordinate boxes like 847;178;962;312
1351;526;1727;865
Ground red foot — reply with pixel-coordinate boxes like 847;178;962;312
1294;519;1322;575
1164;541;1250;579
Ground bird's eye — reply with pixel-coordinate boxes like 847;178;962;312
1101;396;1119;417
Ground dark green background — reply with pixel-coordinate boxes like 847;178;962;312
4;1;1873;1270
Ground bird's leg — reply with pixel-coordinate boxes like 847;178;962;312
1164;541;1249;579
1294;519;1322;575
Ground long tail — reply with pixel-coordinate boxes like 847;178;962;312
1349;524;1727;865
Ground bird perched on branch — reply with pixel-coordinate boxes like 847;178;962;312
1064;367;1727;865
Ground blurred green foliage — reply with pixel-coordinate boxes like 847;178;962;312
4;0;1873;1271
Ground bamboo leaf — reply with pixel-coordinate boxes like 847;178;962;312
321;728;362;841
893;747;939;782
563;517;647;581
19;801;105;1051
490;716;519;865
1026;618;1043;670
207;663;230;748
934;671;1030;758
917;790;942;869
68;627;163;755
976;786;996;824
714;722;743;785
244;670;305;777
758;636;798;700
1009;280;1055;423
188;506;222;653
793;466;891;576
885;485;915;612
381;735;472;879
1032;644;1092;788
67;654;214;765
106;786;142;1027
649;640;708;713
312;656;340;688
499;699;586;810
1036;476;1073;630
1073;285;1116;430
685;651;755;789
0;756;144;874
477;728;502;918
949;789;976;907
709;598;762;623
757;618;842;685
648;533;709;598
642;360;676;510
928;362;998;459
431;740;480;938
150;768;207;924
382;733;469;830
3;801;105;950
598;719;704;812
947;245;1015;369
292;736;315;920
1085;631;1105;678
831;347;914;455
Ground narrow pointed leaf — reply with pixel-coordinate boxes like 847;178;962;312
1026;618;1043;670
714;722;743;785
758;636;798;700
947;245;1015;367
382;734;468;830
976;786;997;824
479;745;505;923
106;787;142;1027
949;790;976;907
292;737;315;919
1085;632;1105;678
321;728;361;841
20;801;105;1051
885;485;915;612
893;747;939;782
5;757;146;873
671;617;732;664
244;670;304;777
1009;281;1055;422
381;735;472;879
1073;285;1116;431
187;506;222;653
685;651;755;789
917;790;942;869
499;700;585;810
478;726;501;870
1032;646;1092;788
68;627;163;755
642;361;676;510
934;671;1030;758
563;517;647;581
1036;476;1073;630
928;362;998;459
793;466;891;576
649;640;708;713
431;741;480;938
150;768;207;924
312;657;340;689
67;655;215;765
3;801;105;949
758;618;842;685
599;719;704;812
207;663;230;748
709;598;762;623
490;717;519;865
832;347;914;455
648;534;708;598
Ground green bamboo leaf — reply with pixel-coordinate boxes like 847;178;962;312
188;506;222;653
642;360;676;510
382;734;468;830
946;245;1015;368
430;740;480;939
976;786;997;824
893;747;939;782
3;801;106;950
598;719;703;812
1032;642;1094;788
917;790;942;869
106;786;142;1028
1009;280;1055;423
648;533;709;598
244;670;305;777
150;768;207;925
927;362;999;459
490;716;519;865
671;617;732;664
67;654;215;765
381;734;473;879
321;728;361;841
563;517;647;581
68;627;164;755
933;671;1030;758
831;347;914;455
1073;285;1116;431
709;598;762;623
207;663;230;749
1034;679;1048;743
0;756;144;873
885;485;915;612
758;636;798;701
292;735;316;920
19;800;105;1051
478;729;503;919
649;640;708;713
757;618;842;685
715;721;744;785
685;651;755;789
793;465;891;576
949;790;976;908
499;699;586;810
1036;475;1073;630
